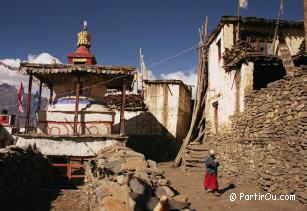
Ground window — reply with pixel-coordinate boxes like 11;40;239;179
217;39;222;60
212;101;218;133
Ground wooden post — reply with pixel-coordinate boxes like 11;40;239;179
204;16;208;41
25;75;33;133
38;81;43;110
49;86;53;104
74;77;80;135
236;0;241;45
119;78;126;136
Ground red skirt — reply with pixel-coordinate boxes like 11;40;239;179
204;172;218;191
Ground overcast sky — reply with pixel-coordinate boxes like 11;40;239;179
0;0;304;90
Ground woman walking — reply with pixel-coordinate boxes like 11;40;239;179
204;149;220;196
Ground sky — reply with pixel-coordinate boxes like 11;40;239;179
0;0;304;91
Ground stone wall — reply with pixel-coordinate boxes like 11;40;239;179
0;145;56;208
184;69;307;204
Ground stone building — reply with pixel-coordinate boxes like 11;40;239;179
109;80;192;140
109;80;193;161
143;80;192;140
204;16;304;133
182;16;307;204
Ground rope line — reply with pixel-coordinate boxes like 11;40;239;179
147;43;199;68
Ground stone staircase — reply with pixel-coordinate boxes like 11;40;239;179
182;142;209;172
278;41;296;74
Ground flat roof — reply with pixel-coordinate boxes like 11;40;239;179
204;16;304;48
144;79;192;96
20;62;136;90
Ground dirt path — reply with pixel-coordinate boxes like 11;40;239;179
50;189;88;211
159;164;306;211
11;188;88;211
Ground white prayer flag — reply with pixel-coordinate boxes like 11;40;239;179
280;0;284;15
239;0;248;9
140;48;148;80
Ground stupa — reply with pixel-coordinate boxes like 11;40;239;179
16;21;136;159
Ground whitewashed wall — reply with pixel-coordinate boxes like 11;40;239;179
205;24;254;131
113;82;192;140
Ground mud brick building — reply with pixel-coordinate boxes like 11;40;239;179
204;16;304;132
182;16;307;204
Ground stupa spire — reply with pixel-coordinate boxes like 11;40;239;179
67;20;97;65
77;20;91;48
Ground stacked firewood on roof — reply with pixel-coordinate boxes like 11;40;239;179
105;94;147;111
223;40;257;71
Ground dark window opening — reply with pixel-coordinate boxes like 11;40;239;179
74;62;86;65
217;39;221;60
212;101;218;133
253;61;286;90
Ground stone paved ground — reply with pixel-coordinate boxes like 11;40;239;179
159;163;306;211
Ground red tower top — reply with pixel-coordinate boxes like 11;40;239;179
67;21;97;65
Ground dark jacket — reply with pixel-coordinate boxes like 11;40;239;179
205;155;219;175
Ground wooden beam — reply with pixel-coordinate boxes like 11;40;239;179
38;81;43;110
49;86;53;104
73;77;80;135
119;78;126;136
25;75;33;134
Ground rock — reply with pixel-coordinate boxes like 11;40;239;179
150;167;164;176
154;185;166;198
101;197;130;211
125;150;145;159
146;197;160;210
297;191;307;200
168;198;189;210
116;175;129;185
173;194;188;203
129;177;151;196
111;185;132;204
105;158;126;174
134;171;152;187
267;158;277;164
157;179;169;186
148;160;157;168
121;158;148;172
96;184;111;200
161;186;175;197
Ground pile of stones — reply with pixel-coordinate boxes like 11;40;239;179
83;145;193;211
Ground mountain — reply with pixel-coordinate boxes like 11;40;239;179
0;83;48;126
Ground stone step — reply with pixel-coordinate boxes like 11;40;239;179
184;158;204;163
186;145;208;151
185;153;207;159
184;163;204;168
183;167;204;172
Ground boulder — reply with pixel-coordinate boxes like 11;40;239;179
101;197;130;211
121;158;148;172
154;185;166;198
161;186;175;197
